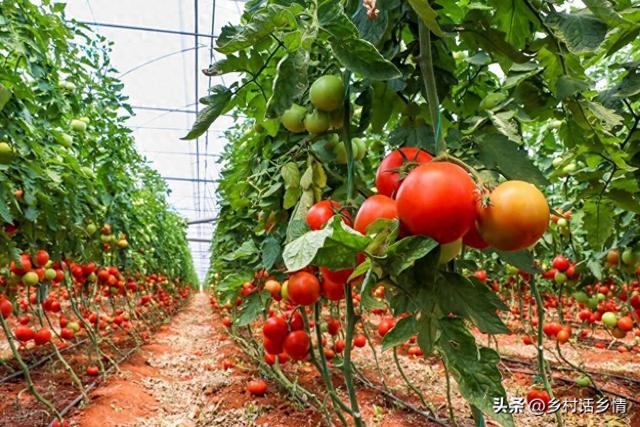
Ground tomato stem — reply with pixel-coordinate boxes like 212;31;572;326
418;20;445;155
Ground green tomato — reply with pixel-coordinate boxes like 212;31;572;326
60;133;74;147
45;268;57;281
549;119;563;129
79;117;90;124
573;291;588;304
60;80;77;91
70;119;87;132
621;249;637;266
506;264;519;275
557;218;568;228
438;239;462;264
281;103;307;133
602;311;618;328
281;281;289;300
352;138;366;161
22;271;39;286
304;110;330;134
67;321;80;332
562;162;576;174
333;142;347;164
596;292;606;302
86;223;97;235
554;271;567;285
309;75;344;112
100;234;112;243
0;142;15;163
587;297;599;309
575;375;591;387
324;133;340;150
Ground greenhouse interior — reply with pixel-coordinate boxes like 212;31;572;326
0;0;639;426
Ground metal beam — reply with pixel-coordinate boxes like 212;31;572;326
162;176;217;184
72;21;218;39
188;238;212;243
187;217;217;225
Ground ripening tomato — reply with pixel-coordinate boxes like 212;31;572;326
284;330;310;360
287;272;321;306
375;148;432;197
86;366;100;376
543;322;562;337
353;195;398;234
556;327;571;344
477;181;549;251
306;200;350;230
396;162;477;243
617;316;634;332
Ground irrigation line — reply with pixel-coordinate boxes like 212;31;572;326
0;338;90;384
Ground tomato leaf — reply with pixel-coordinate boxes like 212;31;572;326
407;0;444;37
491;249;538;274
236;291;269;327
583;200;615;251
380;236;438;278
436;272;510;334
266;49;309;118
438;318;515;427
545;11;608;54
0;83;12;112
477;134;549;187
382;316;417;351
182;86;232;140
261;236;281;270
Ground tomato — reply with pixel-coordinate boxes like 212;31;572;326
309;75;344;112
60;328;75;340
397;162;477;243
327;319;340;336
86;366;100;376
552;255;570;272
602;312;618;328
287;272;321;306
304;110;330;134
263;316;288;343
222;316;233;328
34;329;52;345
289;311;304;331
617;316;634;332
35;250;50;267
542;322;561;337
334;339;345;353
353;195;398;234
320;267;353;284
278;352;289;365
556;327;570;344
476;181;549;251
284;330;310;360
262;337;283;356
606;250;619;266
526;389;550;410
473;270;487;282
354;334;366;348
264;352;276;365
264;280;281;300
438;239;462;264
352;138;366;161
281;103;307;133
575;375;591;387
306;200;350;230
70;119;87;132
0;142;14;163
14;326;35;342
522;336;533;345
1;299;12;319
462;222;489;249
322;278;345;301
247;379;268;396
611;327;626;339
375;147;432;197
377;318;395;337
51;419;69;427
11;254;33;275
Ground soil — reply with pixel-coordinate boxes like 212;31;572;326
2;294;639;426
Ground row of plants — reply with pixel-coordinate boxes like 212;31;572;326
190;0;639;425
0;2;198;425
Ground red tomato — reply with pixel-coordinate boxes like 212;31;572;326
284;330;310;360
327;319;340;336
320;267;353;284
396;162;477;243
334;339;345;353
375;147;432;197
247;379;268;396
542;322;562;337
617;316;633;332
353;195;398;234
526;389;550;410
322;278;345;301
289;311;304;331
472;270;487;282
287;272;321;306
264;337;284;355
86;366;100;376
463;222;489;249
306;200;350;230
477;181;549;251
34;329;52;345
0;299;12;319
14;326;35;342
354;334;366;348
264;353;276;365
263;316;288;342
552;255;570;272
377;318;395;337
35;250;50;267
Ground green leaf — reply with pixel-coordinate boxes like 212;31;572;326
283;187;302;209
382;316;417;351
224;239;258;261
491;249;538;274
606;189;640;214
436;272;510;334
490;0;536;49
381;236;438;277
556;76;591;99
330;37;401;80
546;11;608;53
182;86;232;140
236;291;268;327
583;200;615;251
537;47;563;95
261;236;281;270
317;0;358;39
217;272;253;303
283;226;333;272
216;5;301;54
438;318;515;427
462;26;529;64
583;0;632;26
266;50;309;118
407;0;445;37
587;259;604;280
0;83;12;112
281;162;301;189
488;111;522;143
477;134;549;187
416;312;438;356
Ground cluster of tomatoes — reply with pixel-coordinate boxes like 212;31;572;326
306;147;550;268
